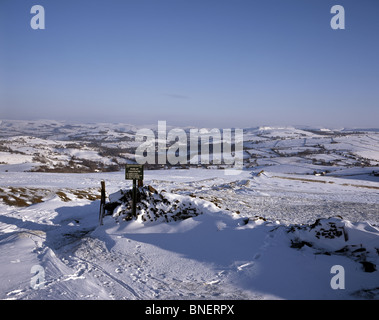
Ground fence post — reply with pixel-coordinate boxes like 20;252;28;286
99;180;106;225
132;179;137;218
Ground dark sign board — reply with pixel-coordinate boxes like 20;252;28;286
125;164;144;180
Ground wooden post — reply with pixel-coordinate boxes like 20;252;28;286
132;179;137;218
138;179;143;187
99;180;106;225
125;165;144;219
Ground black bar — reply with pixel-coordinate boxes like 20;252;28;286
0;300;369;318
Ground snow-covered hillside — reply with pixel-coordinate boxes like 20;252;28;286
0;168;378;300
0;120;378;300
1;120;379;178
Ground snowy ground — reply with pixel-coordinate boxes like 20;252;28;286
1;121;378;300
1;168;378;300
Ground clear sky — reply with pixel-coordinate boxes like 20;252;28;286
1;0;378;128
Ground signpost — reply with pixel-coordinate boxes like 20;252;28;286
99;180;106;226
125;164;144;218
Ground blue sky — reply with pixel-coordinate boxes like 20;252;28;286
1;0;378;128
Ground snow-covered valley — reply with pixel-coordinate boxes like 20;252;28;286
0;120;378;300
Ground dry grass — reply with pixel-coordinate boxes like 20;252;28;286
0;186;101;207
0;187;45;207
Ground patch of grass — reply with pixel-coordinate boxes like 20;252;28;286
0;187;46;207
55;191;71;202
70;189;101;201
0;186;101;207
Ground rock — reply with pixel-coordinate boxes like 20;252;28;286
148;185;158;194
106;185;203;223
360;261;377;273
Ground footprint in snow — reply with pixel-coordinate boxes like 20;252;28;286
217;270;226;277
6;289;25;298
205;279;221;285
237;262;254;271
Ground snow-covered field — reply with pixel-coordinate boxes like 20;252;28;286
1;169;378;300
0;121;378;300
